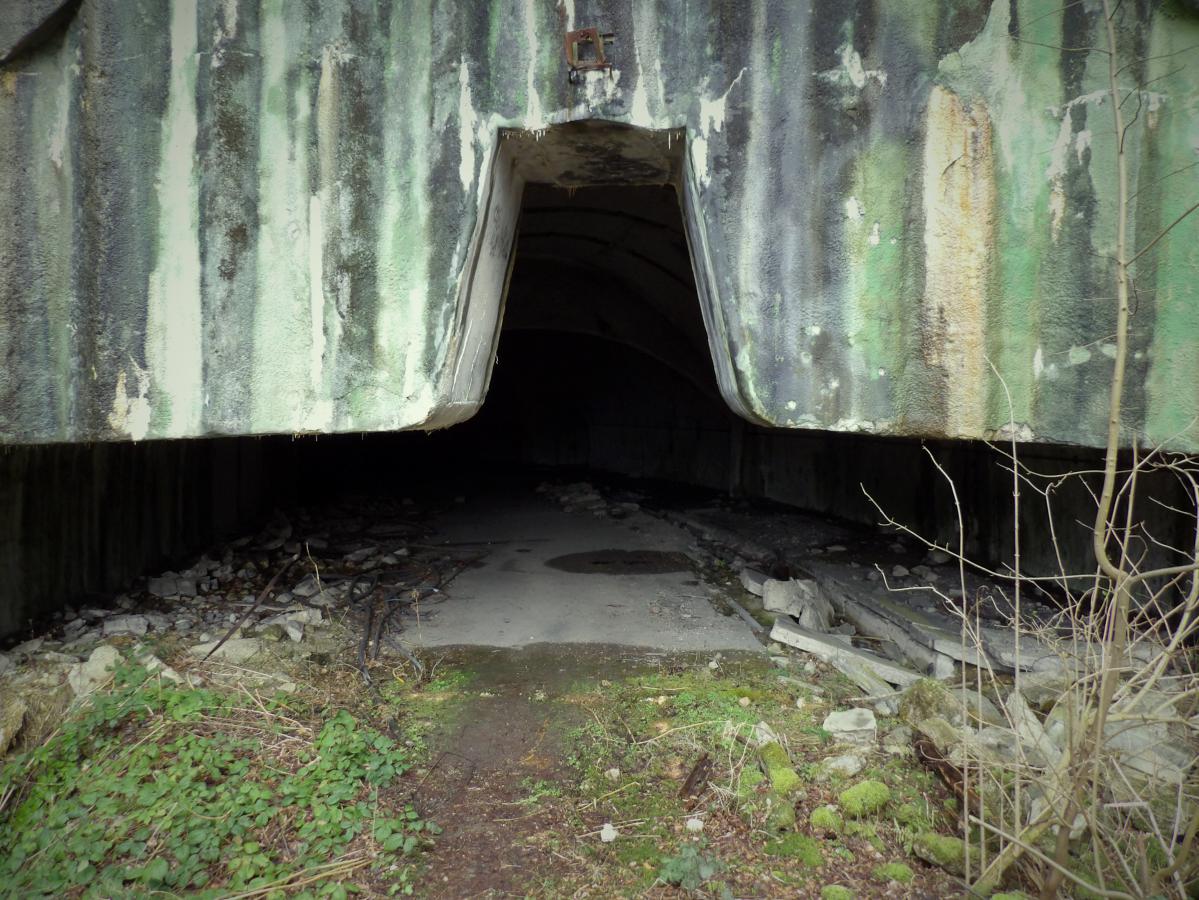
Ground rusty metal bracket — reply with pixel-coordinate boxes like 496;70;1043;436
564;27;614;82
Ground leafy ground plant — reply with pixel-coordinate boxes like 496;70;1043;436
0;663;434;897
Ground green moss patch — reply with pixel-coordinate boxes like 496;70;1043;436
838;780;892;817
912;832;966;876
764;833;824;867
873;862;914;884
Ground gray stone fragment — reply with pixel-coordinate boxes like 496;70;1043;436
770;619;920;687
824;752;865;776
822;708;877;747
762;578;833;631
147;575;179;597
12;637;44;658
103;615;148;637
68;645;123;696
292;574;321;597
142;612;171;631
189;637;263;665
135;651;183;683
0;695;26;756
739;568;769;597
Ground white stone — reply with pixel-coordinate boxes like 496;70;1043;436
604;767;621;782
685;817;705;833
600;822;618;843
891;565;910;578
822;707;878;747
103;615;148;637
68;645;123;696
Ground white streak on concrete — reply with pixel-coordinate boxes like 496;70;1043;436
522;0;545;129
458;60;476;191
307;193;325;396
145;0;202;435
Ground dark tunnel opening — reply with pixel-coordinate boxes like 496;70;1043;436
425;183;739;491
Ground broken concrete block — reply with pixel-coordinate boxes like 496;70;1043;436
292;574;322;597
1007;690;1062;768
931;653;955;680
68;645;122;696
103;614;148;637
762;578;833;631
770;619;920;687
135;651;183;684
739;568;769;597
189;637;263;665
823;708;877;747
146;574;180;597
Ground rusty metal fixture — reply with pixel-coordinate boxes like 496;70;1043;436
564;27;614;82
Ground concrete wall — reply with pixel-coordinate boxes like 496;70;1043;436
2;1;1197;450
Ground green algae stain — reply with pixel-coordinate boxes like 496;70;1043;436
1142;12;1199;447
845;139;915;424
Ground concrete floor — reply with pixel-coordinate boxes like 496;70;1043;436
406;490;762;652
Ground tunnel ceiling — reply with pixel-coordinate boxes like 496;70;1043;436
1;1;1197;450
505;184;718;399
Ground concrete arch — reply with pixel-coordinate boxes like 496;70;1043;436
424;121;766;430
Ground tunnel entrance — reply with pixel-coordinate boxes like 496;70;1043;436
434;181;740;494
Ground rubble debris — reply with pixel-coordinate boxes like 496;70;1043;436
102;614;147;637
68;645;122;697
762;578;833;631
0;695;26;755
739;567;769;597
190;637;263;665
770;619;920;688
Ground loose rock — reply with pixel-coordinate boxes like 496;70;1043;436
0;695;27;755
762;578;833;631
189;637;263;665
103;614;148;637
68;645;123;696
822;708;877;747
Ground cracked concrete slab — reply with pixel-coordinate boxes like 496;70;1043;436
405;491;762;653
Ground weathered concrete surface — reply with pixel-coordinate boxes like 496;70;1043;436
407;490;762;651
1;1;1197;448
